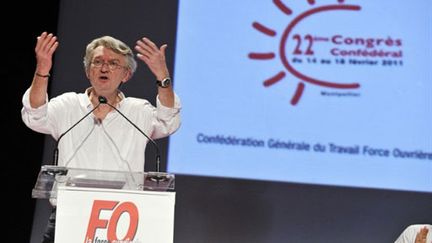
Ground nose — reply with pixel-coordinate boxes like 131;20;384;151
100;62;111;72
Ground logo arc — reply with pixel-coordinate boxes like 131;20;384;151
280;4;361;89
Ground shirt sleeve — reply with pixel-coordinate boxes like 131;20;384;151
21;88;53;135
394;225;421;243
152;93;182;139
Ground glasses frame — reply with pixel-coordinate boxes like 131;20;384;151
90;59;127;71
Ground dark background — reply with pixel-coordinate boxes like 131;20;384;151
5;1;431;243
4;1;59;242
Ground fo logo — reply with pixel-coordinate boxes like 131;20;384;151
85;200;139;242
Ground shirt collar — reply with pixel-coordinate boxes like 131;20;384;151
81;87;126;109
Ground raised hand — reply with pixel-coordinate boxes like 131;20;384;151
35;32;59;75
135;37;169;81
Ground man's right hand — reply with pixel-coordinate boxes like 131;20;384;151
35;32;58;75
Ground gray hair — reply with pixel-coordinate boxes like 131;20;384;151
83;36;137;74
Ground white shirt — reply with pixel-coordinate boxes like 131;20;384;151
395;224;432;243
21;89;181;172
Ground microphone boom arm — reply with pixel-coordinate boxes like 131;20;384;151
53;102;102;166
100;97;162;173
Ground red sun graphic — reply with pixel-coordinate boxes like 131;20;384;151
249;0;361;105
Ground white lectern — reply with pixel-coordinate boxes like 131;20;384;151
32;165;176;243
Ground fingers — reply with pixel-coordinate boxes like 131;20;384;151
34;32;58;74
135;37;169;79
136;37;158;52
35;32;47;52
135;37;167;60
46;35;59;55
35;32;58;56
135;38;154;59
160;44;167;56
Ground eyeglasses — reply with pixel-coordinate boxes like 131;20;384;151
90;59;126;70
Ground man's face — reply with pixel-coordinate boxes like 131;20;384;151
87;46;130;96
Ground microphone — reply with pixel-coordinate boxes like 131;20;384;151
53;100;103;166
98;96;163;174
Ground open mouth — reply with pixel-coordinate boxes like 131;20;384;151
98;75;109;82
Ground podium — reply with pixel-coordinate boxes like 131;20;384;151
32;165;176;243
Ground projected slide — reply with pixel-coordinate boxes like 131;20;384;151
168;0;432;192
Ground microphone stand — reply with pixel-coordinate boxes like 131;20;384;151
98;96;167;183
53;102;102;166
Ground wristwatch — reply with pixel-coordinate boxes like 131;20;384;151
156;77;171;88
